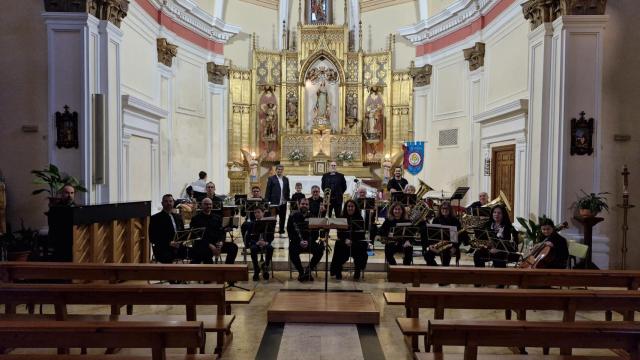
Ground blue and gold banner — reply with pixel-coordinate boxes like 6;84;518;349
403;141;424;175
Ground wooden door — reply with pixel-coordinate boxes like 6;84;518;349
491;145;515;211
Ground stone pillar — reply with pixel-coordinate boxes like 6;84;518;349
42;0;128;205
549;14;608;267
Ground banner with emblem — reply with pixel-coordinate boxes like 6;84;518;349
403;141;425;175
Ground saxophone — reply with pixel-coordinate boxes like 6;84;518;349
430;240;453;254
323;188;331;218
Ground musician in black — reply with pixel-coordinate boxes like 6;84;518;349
473;205;517;268
205;182;225;203
149;194;185;263
387;167;408;193
190;198;238;264
307;185;326;217
321;161;347;217
287;197;325;282
538;218;569;269
467;192;489;211
243;206;275;280
378;202;413;265
424;201;460;267
330;200;368;280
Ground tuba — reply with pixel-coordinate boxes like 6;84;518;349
415;179;434;200
483;190;512;215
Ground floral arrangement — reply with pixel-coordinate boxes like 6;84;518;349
288;149;305;161
336;150;354;161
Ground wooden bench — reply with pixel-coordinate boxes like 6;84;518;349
0;262;252;315
1;283;234;355
414;355;620;360
425;320;640;359
397;287;640;352
385;266;640;306
0;320;208;360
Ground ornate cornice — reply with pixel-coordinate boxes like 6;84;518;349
557;0;607;16
147;0;241;43
522;0;607;30
207;62;229;85
398;0;495;45
463;42;485;71
157;38;178;67
522;0;555;30
409;63;432;87
43;0;129;27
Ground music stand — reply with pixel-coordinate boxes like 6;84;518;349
426;224;458;244
468;207;492;217
449;187;470;214
172;227;206;262
235;194;248;216
308;217;349;292
288;200;299;212
391;223;421;246
356;198;375;211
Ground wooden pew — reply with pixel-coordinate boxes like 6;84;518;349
1;283;234;355
396;287;640;352
422;320;640;360
0;262;254;315
385;266;640;306
0;320;207;360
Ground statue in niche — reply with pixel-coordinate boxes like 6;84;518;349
286;93;298;128
310;0;328;23
364;86;384;142
259;86;278;142
313;81;331;128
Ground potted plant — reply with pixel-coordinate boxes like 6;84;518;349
573;190;609;218
288;149;305;166
31;164;87;205
516;215;568;246
0;222;38;261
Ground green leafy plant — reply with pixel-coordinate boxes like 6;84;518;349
573;190;609;215
516;215;567;245
0;221;38;254
336;150;354;161
31;164;87;196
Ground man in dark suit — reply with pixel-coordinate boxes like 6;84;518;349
321;161;347;217
149;194;185;263
265;164;290;234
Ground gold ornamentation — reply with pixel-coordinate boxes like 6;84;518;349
207;63;229;85
157;38;177;67
409;62;432;87
44;0;129;28
463;42;485;71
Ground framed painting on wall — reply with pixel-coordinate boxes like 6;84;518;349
306;0;332;24
314;160;326;175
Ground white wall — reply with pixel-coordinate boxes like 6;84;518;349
224;1;278;68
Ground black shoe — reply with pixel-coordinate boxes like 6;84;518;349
438;283;449;286
298;272;305;282
263;271;270;280
335;272;342;280
253;273;260;281
304;269;314;281
354;270;361;280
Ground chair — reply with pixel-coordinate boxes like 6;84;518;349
567;240;589;269
288;251;318;279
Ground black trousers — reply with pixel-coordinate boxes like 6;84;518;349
191;242;238;264
385;242;413;265
330;240;367;274
328;199;342;218
152;245;187;264
473;248;507;268
277;203;287;233
289;241;325;274
250;243;274;274
423;247;452;266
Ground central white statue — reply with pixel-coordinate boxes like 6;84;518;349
313;81;331;127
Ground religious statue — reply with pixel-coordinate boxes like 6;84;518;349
382;157;392;184
310;0;327;23
262;102;278;140
249;157;259;183
286;94;298;128
313;81;331;128
364;87;384;142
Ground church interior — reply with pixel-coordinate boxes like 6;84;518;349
1;0;640;359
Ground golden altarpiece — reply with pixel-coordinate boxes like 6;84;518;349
226;2;423;194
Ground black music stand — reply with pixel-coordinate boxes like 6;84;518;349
308;217;349;292
173;227;206;262
468;207;492;217
288;200;299;212
356;198;376;211
391;223;421;246
449;187;469;214
391;192;417;206
235;194;248;216
473;229;520;263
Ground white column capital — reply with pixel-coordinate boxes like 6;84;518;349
552;15;609;31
